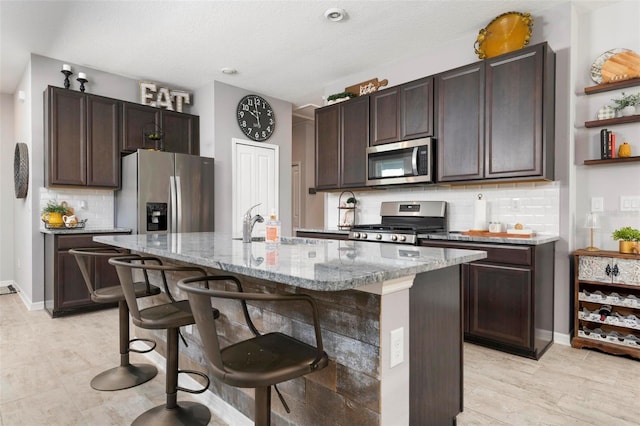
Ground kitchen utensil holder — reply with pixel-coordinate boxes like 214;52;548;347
338;191;356;230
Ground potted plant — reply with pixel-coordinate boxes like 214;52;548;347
326;91;356;105
346;196;357;206
41;200;71;227
611;92;640;117
611;226;640;254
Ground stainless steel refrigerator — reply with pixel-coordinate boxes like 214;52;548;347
116;150;214;234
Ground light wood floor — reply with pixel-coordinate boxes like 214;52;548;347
1;292;638;425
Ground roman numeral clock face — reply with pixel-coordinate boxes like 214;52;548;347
236;95;275;141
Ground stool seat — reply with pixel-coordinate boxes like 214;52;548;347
136;300;195;330
222;332;327;388
92;281;160;304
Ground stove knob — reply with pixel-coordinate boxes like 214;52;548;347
391;235;398;241
376;234;382;240
353;232;360;239
361;233;368;239
399;235;407;242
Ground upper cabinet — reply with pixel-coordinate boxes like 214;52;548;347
122;102;199;155
315;96;369;190
45;86;120;188
370;77;434;146
437;42;555;183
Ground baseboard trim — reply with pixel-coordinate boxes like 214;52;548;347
0;280;16;287
5;281;45;311
554;332;571;347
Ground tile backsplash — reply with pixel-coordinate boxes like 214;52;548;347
325;182;560;235
39;187;115;229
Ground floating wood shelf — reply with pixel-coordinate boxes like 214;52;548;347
584;114;640;128
584;77;640;95
584;156;640;165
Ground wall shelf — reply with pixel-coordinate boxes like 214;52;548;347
584;156;640;165
584;114;640;128
584;77;640;95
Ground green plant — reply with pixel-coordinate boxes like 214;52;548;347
346;197;357;205
611;92;640;111
327;91;356;102
611;226;640;242
41;200;70;214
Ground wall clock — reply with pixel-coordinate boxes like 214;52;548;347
236;94;275;141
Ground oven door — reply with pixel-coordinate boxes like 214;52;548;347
366;138;433;186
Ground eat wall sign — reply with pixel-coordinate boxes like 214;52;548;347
139;82;191;112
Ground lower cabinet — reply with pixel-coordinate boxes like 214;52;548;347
44;232;130;317
420;240;555;359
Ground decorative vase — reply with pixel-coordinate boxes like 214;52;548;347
619;240;638;254
597;105;615;120
621;105;636;117
618;142;632;157
42;212;64;227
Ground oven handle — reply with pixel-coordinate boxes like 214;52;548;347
411;147;419;175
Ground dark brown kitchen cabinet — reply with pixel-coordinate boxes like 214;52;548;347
420;239;555;359
436;42;555;183
44;232;130;317
315;96;369;190
122;102;160;152
370;77;434;146
122;103;199;154
162;110;199;155
45;86;120;188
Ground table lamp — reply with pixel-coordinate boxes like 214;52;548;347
584;212;600;251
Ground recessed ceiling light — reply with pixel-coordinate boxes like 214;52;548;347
324;8;346;22
221;67;238;75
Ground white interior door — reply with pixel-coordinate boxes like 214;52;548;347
232;139;279;238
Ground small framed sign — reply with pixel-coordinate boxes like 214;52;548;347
139;82;191;112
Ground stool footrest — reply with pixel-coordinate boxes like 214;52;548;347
129;338;156;354
177;369;210;394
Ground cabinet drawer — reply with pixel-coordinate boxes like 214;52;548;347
56;233;128;250
421;240;532;266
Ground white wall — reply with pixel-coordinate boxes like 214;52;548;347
0;93;15;282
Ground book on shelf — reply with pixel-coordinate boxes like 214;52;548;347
599;129;617;159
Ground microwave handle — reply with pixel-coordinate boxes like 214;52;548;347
411;147;419;175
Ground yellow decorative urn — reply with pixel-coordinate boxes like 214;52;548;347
618;142;632;158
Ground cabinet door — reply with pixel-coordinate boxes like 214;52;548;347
87;95;121;187
370;86;400;146
122;102;160;152
577;255;612;283
436;63;484;182
57;250;92;309
47;87;87;186
315;105;340;189
485;44;544;179
340;96;369;187
613;258;640;286
467;263;531;348
401;77;434;140
162;110;199;155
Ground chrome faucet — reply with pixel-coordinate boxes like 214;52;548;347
242;203;264;243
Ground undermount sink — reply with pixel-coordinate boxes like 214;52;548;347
232;236;265;242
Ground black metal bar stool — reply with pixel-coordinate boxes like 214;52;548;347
177;275;329;426
70;248;161;391
109;255;217;426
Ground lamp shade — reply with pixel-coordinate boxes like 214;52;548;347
584;212;600;229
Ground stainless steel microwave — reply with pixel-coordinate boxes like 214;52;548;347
366;138;433;186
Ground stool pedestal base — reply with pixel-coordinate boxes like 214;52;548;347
132;401;211;426
90;363;157;391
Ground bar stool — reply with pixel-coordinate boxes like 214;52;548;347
70;248;161;391
177;275;329;426
109;255;217;426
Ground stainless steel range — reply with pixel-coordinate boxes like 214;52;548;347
348;201;447;245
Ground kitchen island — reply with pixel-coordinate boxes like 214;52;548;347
95;232;486;426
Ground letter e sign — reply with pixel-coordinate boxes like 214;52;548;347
139;81;192;112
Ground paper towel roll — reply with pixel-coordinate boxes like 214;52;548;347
473;199;487;230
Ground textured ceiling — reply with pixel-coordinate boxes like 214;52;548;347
0;0;609;116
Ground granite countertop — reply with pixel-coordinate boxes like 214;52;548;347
94;232;486;292
41;227;132;235
419;232;559;245
295;228;350;235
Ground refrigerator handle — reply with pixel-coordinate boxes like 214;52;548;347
170;175;177;232
175;175;182;232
